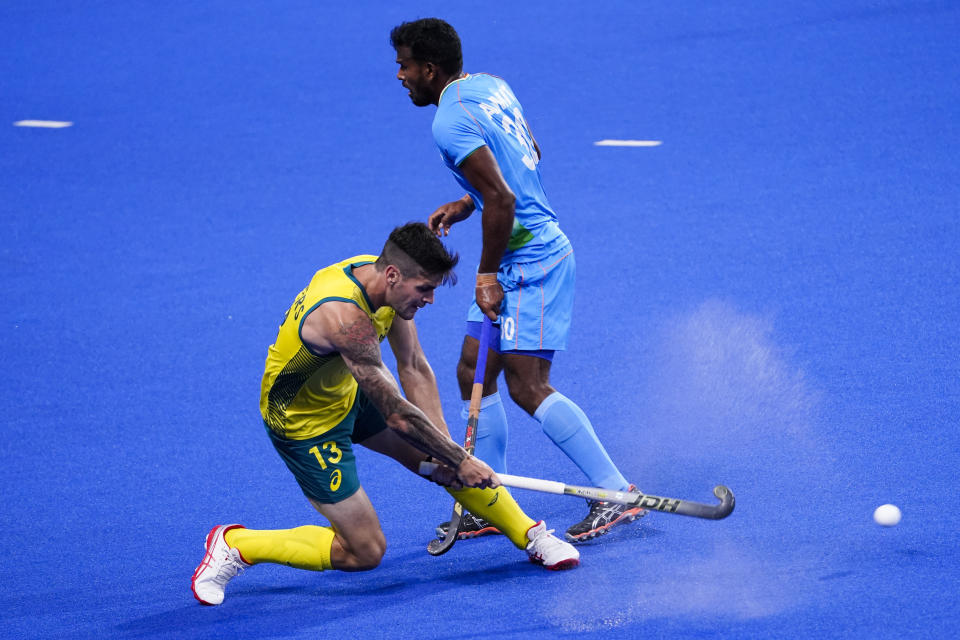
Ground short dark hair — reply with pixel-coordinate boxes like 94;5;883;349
390;18;463;76
377;222;459;285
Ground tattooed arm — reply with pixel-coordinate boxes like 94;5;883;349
301;301;496;488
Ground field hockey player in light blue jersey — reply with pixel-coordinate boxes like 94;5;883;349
391;18;644;544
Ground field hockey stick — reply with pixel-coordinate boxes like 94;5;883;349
419;462;736;520
427;315;495;556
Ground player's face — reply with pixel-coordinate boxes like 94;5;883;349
390;272;442;320
395;47;433;107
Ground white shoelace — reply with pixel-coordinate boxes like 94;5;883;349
214;550;246;583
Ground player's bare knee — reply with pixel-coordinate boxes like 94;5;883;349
341;542;384;571
504;376;538;414
505;370;554;414
336;527;387;571
355;536;387;570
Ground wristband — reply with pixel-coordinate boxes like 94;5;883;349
476;273;498;287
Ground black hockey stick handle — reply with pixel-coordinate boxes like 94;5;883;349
418;463;736;521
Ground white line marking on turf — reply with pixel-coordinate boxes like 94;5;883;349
14;120;73;128
594;139;661;147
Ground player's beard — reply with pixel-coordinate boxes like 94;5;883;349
406;85;431;107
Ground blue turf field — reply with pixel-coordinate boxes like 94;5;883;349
2;2;959;638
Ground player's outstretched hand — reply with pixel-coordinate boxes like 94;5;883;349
456;455;501;490
428;197;473;237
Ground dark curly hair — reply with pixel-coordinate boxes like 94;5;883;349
390;18;463;76
377;222;459;285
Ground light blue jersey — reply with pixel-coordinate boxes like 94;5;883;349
432;73;569;263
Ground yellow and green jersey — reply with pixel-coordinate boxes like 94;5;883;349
259;255;395;440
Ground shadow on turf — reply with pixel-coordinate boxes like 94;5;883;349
113;559;545;638
114;522;658;638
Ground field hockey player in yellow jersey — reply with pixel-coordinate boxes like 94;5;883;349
192;223;578;606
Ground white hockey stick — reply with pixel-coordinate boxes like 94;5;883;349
419;462;735;520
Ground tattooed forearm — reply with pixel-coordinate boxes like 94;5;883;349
386;403;467;469
356;363;466;467
338;317;467;469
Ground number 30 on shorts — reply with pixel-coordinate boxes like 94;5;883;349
308;442;343;492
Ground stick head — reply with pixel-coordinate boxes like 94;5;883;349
427;504;463;556
710;485;736;519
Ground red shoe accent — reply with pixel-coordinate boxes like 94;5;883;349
527;553;580;570
459;524;501;539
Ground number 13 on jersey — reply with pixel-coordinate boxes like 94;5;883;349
308;441;343;492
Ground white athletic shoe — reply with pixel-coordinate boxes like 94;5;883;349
191;524;250;605
525;521;580;570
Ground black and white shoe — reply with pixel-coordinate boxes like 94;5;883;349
564;485;645;543
435;512;502;540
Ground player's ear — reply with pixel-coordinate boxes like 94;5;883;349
386;264;401;286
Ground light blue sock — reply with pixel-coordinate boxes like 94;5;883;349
463;392;509;473
535;392;629;490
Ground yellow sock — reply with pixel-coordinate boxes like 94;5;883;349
447;486;536;549
224;525;334;571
